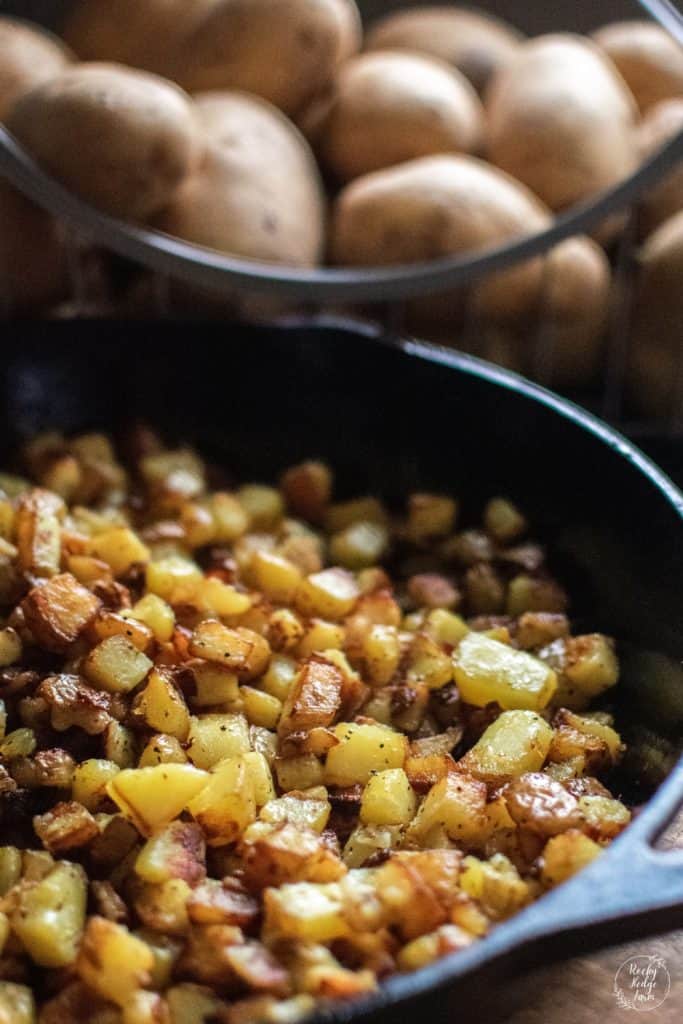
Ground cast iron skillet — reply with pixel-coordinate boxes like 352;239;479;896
1;318;682;1022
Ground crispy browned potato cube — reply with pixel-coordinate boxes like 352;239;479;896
280;461;332;523
15;488;64;577
278;656;344;738
9;860;87;968
190;621;271;680
22;573;101;653
134;668;190;741
33;800;99;854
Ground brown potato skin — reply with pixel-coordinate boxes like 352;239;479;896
627;209;683;420
0;182;67;310
486;34;637;212
0;17;72;120
331;153;549;323
637;98;683;237
156;91;325;266
7;63;203;220
365;5;522;95
317;51;484;183
172;0;361;114
592;20;683;114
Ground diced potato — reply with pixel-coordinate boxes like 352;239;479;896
238;485;284;529
104;720;137;769
278;657;343;737
407;493;457;540
577;795;631;840
242;751;276;806
398;924;473;971
0;627;21;668
10;861;87;967
135;669;190;741
268;608;305;652
15;488;63;577
460;854;531;919
0;847;21;895
260;788;331;834
342;823;404;868
135;821;205;885
410;772;489;844
84;635;153;694
275;753;325;791
22;573;101;653
188;757;256;846
280;461;332;523
208;492;248;543
458;710;553;782
94;611;154;652
295;569;359;621
166;984;224;1024
0;983;35;1024
242;687;282;730
360;769;416;826
179;576;252;618
133;877;191;936
407;633;453;690
190;622;270;680
563;635;619;698
506;575;567;616
107;764;209;836
141;448;205;500
261;655;298;702
330;522;388;570
325;723;407;786
251;550;303;604
33;800;99;854
146;556;202;601
540;830;602;886
136;929;181;989
297;619;346;658
192;662;241;708
326;497;387;533
72;759;120;811
130;594;175;643
66;553;113;585
361;624;401;686
139;734;188;767
0;727;36;760
423;609;469;646
264;882;350;942
453;632;557;711
516;613;569;651
503;772;581;836
87;528;150;576
77;916;154;1007
186;713;250;770
484;498;526;542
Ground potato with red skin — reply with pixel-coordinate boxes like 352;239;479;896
503;773;582;837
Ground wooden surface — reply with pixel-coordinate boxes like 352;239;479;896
501;813;683;1023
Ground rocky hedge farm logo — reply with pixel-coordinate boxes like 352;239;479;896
613;954;670;1011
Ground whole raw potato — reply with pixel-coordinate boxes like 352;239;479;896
62;0;207;70
627;209;683;420
156;91;325;266
6;64;203;220
0;182;67;309
318;51;484;182
486;34;638;211
331;153;550;321
637;98;683;236
0;17;72;120
170;0;361;115
365;5;523;95
592;21;683;113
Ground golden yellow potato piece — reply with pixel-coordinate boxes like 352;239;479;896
458;710;553;782
107;764;209;836
10;861;87;968
453;631;557;710
360;768;416;826
325;722;407;786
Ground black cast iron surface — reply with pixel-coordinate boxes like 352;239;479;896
0;318;682;1022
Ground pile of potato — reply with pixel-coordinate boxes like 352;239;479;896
0;430;632;1022
0;4;682;408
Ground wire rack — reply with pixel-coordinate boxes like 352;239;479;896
0;0;682;440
